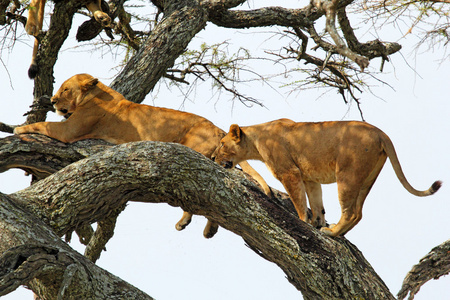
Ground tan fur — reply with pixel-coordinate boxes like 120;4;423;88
25;0;110;78
14;73;271;238
213;119;442;237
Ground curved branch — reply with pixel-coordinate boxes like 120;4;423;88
398;239;450;300
337;8;401;60
0;134;394;299
0;193;155;299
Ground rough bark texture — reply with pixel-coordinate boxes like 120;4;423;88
0;191;155;300
0;134;395;299
398;239;450;300
110;0;209;103
0;134;111;180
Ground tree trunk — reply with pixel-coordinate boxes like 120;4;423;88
0;134;395;299
110;0;209;103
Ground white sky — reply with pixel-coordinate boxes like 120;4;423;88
0;1;449;299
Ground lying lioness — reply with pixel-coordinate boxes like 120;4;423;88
213;119;442;237
25;0;110;78
14;73;271;238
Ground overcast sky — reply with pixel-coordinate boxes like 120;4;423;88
1;1;449;299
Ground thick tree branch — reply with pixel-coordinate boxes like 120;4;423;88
0;134;395;299
0;192;155;299
0;134;112;180
110;0;208;103
207;6;314;29
398;239;450;300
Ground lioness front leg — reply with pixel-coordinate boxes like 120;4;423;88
14;122;53;136
278;170;309;223
14;121;84;143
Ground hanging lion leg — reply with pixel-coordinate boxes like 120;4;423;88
26;0;45;79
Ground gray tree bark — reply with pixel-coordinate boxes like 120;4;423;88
398;239;450;300
0;191;155;300
0;134;395;299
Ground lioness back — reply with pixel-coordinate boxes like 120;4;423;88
114;102;224;157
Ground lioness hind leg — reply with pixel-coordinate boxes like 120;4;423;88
320;177;366;237
305;181;326;228
321;174;381;237
321;152;387;237
25;0;45;36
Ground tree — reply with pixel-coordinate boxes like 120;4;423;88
0;0;448;299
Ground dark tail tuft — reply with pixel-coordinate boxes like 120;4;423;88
28;63;38;79
431;180;443;194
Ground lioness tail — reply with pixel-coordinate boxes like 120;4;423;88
28;37;39;79
28;63;38;79
381;131;442;197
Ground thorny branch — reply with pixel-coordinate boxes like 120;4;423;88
165;42;277;107
267;28;367;120
356;0;449;59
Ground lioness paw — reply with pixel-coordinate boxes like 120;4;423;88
320;227;334;236
25;22;39;36
94;11;111;27
175;219;191;231
320;224;337;236
13;127;23;135
203;223;219;239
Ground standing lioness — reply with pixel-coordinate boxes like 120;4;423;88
14;73;271;238
213;119;442;237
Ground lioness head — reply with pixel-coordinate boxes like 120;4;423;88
51;73;99;118
213;124;246;169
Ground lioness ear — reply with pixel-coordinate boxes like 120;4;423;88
229;124;242;142
80;77;99;92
